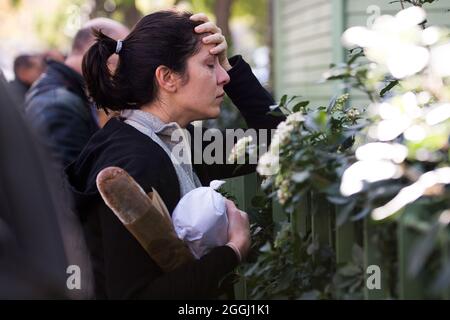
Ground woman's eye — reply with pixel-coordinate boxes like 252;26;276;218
207;64;215;69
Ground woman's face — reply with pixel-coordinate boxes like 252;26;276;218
173;43;230;122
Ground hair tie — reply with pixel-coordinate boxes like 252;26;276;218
115;40;123;54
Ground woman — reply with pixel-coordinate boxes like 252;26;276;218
66;10;283;299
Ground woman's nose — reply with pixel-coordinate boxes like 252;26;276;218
216;64;230;86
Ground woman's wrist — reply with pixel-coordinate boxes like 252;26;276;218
226;242;242;263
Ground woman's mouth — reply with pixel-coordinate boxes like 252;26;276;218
216;92;225;99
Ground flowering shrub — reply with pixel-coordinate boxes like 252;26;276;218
336;6;450;294
255;93;362;211
236;93;366;299
234;2;450;299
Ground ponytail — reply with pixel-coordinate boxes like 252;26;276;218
82;29;129;112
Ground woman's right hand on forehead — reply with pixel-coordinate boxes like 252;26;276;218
190;13;232;71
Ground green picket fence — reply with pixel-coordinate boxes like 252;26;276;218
223;173;450;300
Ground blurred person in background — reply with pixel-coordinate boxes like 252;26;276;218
8;54;45;108
0;70;93;299
25;18;129;168
43;49;66;63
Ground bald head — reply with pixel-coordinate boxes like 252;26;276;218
71;18;129;56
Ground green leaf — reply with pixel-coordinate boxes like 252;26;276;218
327;95;338;112
352;244;364;266
338;264;362;277
325;74;347;81
292;101;310;113
327;195;350;205
336;200;357;226
307;240;319;255
259;242;272;253
310;172;332;190
350;206;371;221
347;49;364;65
349;278;363;293
380;80;399;97
287;95;300;106
279;95;287;108
299;290;320;300
431;256;450;294
267;110;285;117
251;195;267;208
408;222;440;276
291;171;310;183
335;276;360;290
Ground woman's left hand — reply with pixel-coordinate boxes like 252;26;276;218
190;13;232;71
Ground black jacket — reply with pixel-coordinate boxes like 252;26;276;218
8;78;29;109
65;56;284;299
25;60;99;167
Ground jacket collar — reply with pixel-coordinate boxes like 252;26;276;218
38;60;88;103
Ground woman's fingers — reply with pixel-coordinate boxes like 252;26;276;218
203;33;224;44
190;12;210;23
194;21;220;34
210;41;227;55
192;14;231;70
203;34;227;55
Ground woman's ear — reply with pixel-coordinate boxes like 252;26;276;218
154;65;179;93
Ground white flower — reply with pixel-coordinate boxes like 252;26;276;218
271;122;293;148
383;45;429;79
426;103;450;125
372;167;450;220
277;188;290;205
430;42;450;77
257;152;279;176
340;160;403;196
404;125;427;141
422;26;441;46
370;92;423;141
396;6;426;27
228;136;254;163
375;118;412;141
276;179;291;205
347;108;360;120
355;142;408;163
286;112;305;125
342;7;429;79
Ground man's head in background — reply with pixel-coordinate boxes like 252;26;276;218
43;49;65;63
13;54;45;87
65;18;129;75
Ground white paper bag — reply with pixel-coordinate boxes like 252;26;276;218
172;180;229;259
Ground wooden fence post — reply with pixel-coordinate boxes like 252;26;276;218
441;234;450;299
311;192;334;247
364;218;390;299
398;208;426;299
222;173;263;300
294;191;311;238
335;213;355;265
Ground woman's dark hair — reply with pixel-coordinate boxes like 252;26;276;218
82;11;203;112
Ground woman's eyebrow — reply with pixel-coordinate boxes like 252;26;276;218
203;54;215;62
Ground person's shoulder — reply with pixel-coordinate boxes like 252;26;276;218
27;85;82;109
85;118;172;172
25;83;86;123
67;118;174;192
